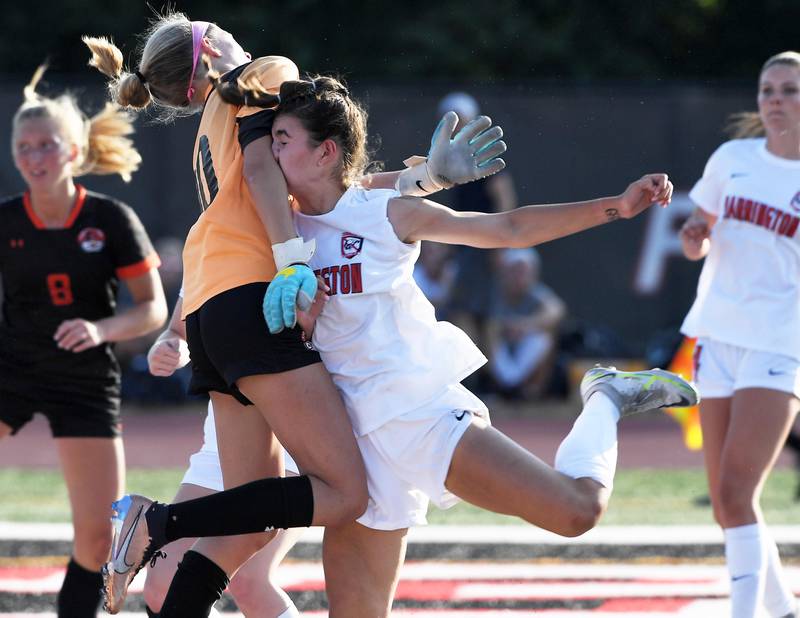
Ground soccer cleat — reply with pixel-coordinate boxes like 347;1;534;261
102;494;166;614
580;366;699;417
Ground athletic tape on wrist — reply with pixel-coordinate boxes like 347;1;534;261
395;156;443;196
272;237;316;272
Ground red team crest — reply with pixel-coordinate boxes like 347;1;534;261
791;191;800;213
341;232;363;259
77;227;106;253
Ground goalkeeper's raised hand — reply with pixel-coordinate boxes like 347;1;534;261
396;111;507;197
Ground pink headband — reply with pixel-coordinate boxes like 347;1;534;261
186;21;211;103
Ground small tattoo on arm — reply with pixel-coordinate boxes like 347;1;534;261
605;208;620;222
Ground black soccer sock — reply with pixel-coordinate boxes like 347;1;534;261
160;475;314;543
158;551;229;618
56;557;102;618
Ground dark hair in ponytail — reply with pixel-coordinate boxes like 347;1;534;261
275;76;371;186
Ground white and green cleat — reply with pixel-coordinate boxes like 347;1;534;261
580;366;699;417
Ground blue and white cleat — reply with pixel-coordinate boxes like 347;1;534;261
580;366;699;417
102;494;165;614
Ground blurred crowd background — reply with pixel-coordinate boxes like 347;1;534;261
1;0;799;406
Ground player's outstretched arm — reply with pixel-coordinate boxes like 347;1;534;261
388;173;673;247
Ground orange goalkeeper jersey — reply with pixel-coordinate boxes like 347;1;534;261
181;56;299;318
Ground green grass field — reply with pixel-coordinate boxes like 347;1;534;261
2;467;800;525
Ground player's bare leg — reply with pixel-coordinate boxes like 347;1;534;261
58;437;125;569
323;520;407;618
717;389;797;527
704;389;799;617
446;419;608;536
57;436;125;615
187;392;282;575
228;526;304;617
447;367;699;535
697;397;732;525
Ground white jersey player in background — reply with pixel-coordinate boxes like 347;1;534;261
680;51;800;618
264;75;698;616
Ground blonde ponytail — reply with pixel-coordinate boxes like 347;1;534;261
83;36;152;110
84;12;216;122
22;64;48;105
726;112;765;139
76;103;141;182
13;64;142;182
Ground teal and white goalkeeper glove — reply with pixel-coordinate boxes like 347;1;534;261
263;237;317;334
396;111;507;197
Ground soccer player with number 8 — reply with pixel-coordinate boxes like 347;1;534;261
0;66;167;617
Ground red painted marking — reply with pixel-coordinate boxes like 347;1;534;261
395;580;462;600
600;598;694;611
0;567;62;580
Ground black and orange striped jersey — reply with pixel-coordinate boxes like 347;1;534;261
0;186;159;377
182;56;300;318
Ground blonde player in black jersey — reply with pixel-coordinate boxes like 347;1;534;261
0;66;167;617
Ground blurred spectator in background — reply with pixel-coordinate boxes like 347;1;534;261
486;248;566;400
438;92;518;350
413;241;457;320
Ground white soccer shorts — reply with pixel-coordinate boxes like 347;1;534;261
355;383;490;531
694;337;800;399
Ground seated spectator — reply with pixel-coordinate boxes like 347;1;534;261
487;248;566;400
413;241;458;320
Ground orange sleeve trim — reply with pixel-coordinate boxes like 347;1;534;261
116;252;161;279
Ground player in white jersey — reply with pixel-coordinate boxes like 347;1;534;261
264;76;697;615
680;51;800;618
142;295;303;618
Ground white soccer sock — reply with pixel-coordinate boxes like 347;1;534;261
763;532;796;617
725;523;767;618
554;392;620;489
276;602;301;618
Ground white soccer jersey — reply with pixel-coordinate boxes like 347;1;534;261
681;138;800;359
294;187;487;436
